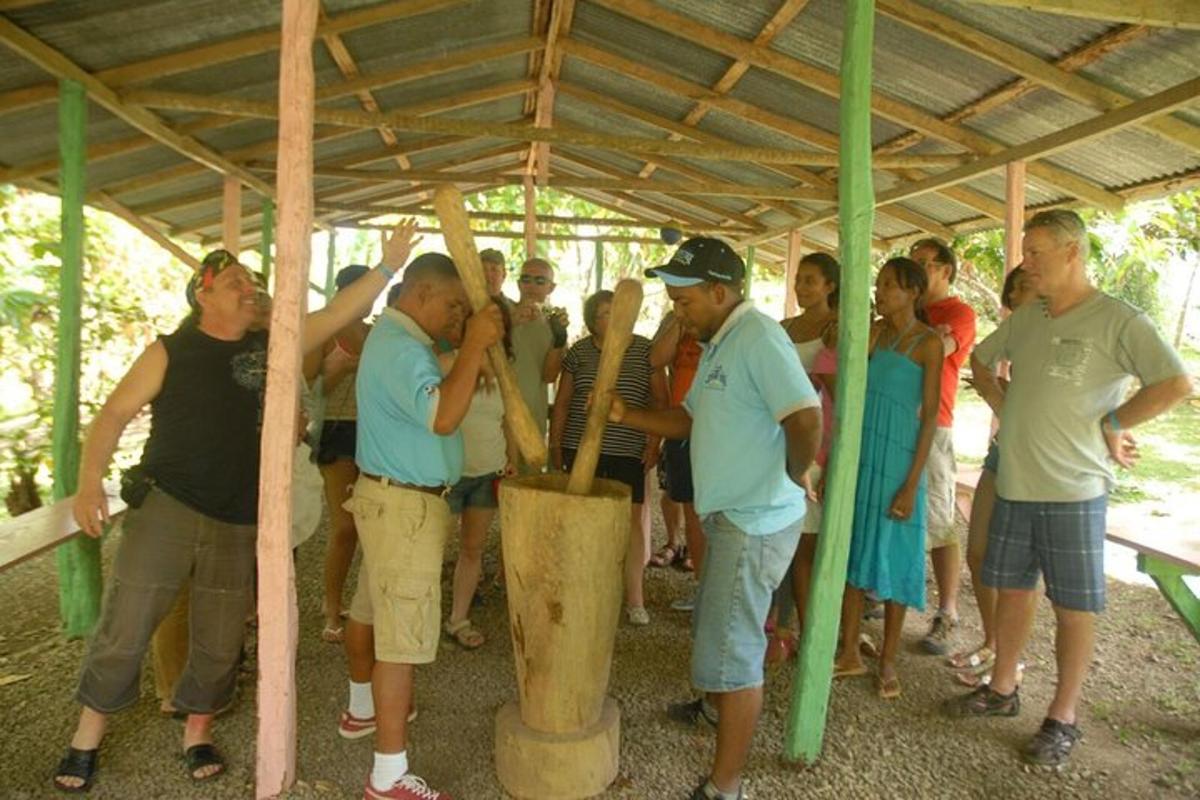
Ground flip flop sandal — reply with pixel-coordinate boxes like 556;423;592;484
833;663;869;679
184;744;225;783
858;634;880;660
53;747;98;794
877;675;902;700
649;544;680;568
948;646;995;671
321;624;345;644
443;619;485;650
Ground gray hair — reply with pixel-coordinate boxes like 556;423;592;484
1025;209;1090;262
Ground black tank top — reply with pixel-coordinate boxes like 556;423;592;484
139;323;268;524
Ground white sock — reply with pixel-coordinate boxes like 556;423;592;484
370;750;408;791
348;680;374;719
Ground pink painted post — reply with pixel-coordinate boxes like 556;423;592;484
255;0;316;797
223;175;241;257
785;229;802;317
1004;161;1026;273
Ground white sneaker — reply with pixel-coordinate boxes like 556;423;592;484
670;594;696;612
626;606;650;626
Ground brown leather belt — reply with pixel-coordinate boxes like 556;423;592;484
360;472;450;497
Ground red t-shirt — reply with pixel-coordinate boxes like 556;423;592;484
669;334;702;408
925;296;976;427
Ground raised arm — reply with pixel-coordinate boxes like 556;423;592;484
649;313;682;370
73;341;168;536
301;220;418;356
433;303;504;435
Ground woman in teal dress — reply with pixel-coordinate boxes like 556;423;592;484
834;257;943;699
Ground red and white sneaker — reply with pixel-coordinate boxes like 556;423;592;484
363;773;451;799
339;707;419;739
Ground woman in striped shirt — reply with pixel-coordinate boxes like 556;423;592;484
551;290;668;626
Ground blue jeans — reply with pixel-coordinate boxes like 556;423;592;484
691;512;802;692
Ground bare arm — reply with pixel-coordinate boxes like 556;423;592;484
891;335;944;519
1101;374;1193;468
608;396;692;440
641;366;669;468
782;406;822;487
73;342;168;536
301;220;417;356
970;352;1006;415
649;314;682;370
550;369;574;470
433;303;504;435
542;344;564;384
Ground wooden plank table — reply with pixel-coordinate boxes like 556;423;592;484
0;484;124;573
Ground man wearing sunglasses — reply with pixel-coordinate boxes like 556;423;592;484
509;258;569;450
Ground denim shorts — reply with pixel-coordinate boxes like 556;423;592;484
317;420;357;464
446;473;498;514
982;495;1107;612
983;440;1000;473
663;439;694;504
691;512;802;692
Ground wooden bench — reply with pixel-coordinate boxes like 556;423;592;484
0;484;125;574
954;469;1200;645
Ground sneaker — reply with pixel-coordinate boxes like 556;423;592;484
1021;718;1082;769
339;707;419;739
626;606;650;626
690;778;744;799
364;773;451;800
670;594;696;612
942;684;1020;718
920;612;958;655
667;697;718;729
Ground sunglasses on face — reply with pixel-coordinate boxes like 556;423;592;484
518;275;550;286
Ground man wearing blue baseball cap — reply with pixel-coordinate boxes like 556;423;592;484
606;237;823;800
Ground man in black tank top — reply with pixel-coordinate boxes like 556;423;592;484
53;223;418;793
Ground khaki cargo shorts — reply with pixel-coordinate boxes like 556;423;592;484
925;426;958;549
345;476;451;664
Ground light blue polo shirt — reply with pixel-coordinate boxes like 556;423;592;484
355;308;463;486
684;302;820;535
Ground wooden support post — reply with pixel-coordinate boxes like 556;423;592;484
594;239;604;291
261;198;275;284
223;175;242;257
523;174;537;258
785;229;801;317
53;78;101;638
1005;160;1026;272
255;0;317;796
745;245;755;301
325;228;337;301
787;0;876;763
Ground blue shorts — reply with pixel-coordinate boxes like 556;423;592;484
446;473;498;514
982;495;1107;612
663;439;694;504
691;512;801;692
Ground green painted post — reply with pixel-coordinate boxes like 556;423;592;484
260;198;275;285
594;240;604;291
325;228;337;301
53;79;102;638
745;246;755;301
786;0;876;762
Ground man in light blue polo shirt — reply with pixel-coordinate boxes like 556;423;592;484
607;238;822;800
344;252;502;800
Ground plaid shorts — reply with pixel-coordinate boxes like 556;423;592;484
982;495;1107;612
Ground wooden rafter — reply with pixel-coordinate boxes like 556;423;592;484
879;0;1200;154
0;15;275;198
0;0;469;115
590;0;1126;211
407;209;758;233
525;0;577;182
965;0;1200;29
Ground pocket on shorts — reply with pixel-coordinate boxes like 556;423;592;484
343;494;383;519
378;573;435;657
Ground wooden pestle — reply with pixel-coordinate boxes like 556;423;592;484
566;278;643;495
433;186;547;469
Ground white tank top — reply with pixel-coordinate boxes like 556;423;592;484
794;338;823;372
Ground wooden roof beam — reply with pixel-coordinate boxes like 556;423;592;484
591;0;1126;212
525;0;577;182
0;0;468;115
879;0;1200;154
965;0;1200;29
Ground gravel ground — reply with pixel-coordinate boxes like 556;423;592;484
1;495;1197;799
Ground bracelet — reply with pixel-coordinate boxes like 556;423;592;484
1105;410;1121;433
375;263;396;281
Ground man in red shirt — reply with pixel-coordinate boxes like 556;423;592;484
910;238;977;655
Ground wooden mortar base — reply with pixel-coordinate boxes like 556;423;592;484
495;697;620;800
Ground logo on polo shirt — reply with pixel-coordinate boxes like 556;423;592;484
703;364;727;390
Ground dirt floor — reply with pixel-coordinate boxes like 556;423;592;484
1;496;1197;800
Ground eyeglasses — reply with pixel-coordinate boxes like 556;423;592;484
518;275;550;286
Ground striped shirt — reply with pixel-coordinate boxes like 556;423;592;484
562;335;653;458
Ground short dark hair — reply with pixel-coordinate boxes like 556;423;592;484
798;252;841;309
400;252;459;289
386;282;403;308
909;237;958;283
1001;265;1026;310
479;248;505;267
583;290;613;335
882;256;931;324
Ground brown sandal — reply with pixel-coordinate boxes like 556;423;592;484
649;544;681;568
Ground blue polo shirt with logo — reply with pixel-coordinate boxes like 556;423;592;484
684;302;820;535
356;308;463;486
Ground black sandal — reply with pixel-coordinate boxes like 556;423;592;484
184;743;225;782
53;747;98;794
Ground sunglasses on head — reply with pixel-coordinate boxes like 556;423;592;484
518;275;550;286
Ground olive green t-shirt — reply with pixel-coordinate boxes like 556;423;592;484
511;315;553;436
974;293;1185;502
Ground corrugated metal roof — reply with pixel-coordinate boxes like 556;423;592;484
0;0;1197;254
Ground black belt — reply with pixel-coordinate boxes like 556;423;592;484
360;472;450;498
